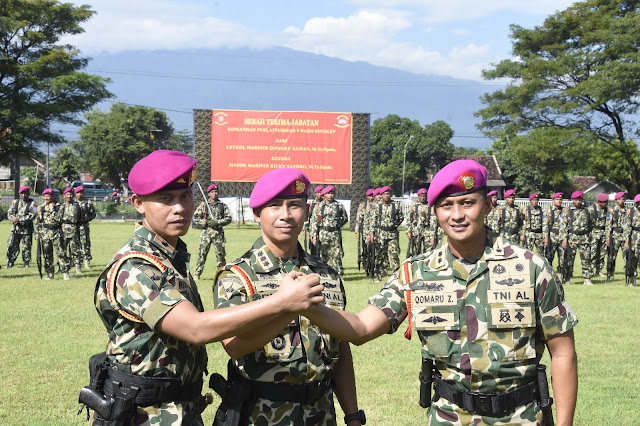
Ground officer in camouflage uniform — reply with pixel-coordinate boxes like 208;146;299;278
607;191;630;280
88;151;325;426
305;185;324;257
406;188;428;257
369;186;404;281
213;168;363;426
497;189;524;243
354;188;374;240
590;194;611;277
35;188;63;280
75;186;97;269
59;187;82;279
193;183;232;280
561;191;593;285
522;193;546;255
624;194;640;286
544;192;566;274
310;185;349;275
6;185;36;268
485;190;500;232
304;160;578;426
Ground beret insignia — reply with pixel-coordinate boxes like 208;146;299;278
176;178;186;184
458;171;475;191
293;177;305;194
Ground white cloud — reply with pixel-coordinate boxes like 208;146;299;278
451;28;471;37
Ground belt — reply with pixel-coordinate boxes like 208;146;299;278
633;227;640;232
527;228;542;233
434;374;538;417
321;226;339;232
379;226;398;232
550;229;559;234
43;224;61;230
104;369;203;406
237;374;332;404
570;229;590;236
613;227;623;233
594;226;605;230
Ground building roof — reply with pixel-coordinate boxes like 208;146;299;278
572;176;597;192
451;154;505;187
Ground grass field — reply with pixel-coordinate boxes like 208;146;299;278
0;220;638;425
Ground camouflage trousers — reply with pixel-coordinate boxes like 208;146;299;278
608;236;628;274
195;231;225;276
545;238;565;274
92;399;204;426
60;234;80;272
566;239;593;279
590;231;607;274
243;388;336;425
524;231;544;256
78;224;92;261
318;231;344;275
427;397;543;426
376;235;400;275
7;231;32;266
39;232;64;274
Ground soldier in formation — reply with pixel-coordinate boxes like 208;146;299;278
59;187;82;279
561;191;593;285
6;186;36;268
310;185;349;275
354;188;374;240
497;189;524;242
523;192;546;255
35;188;63;280
406;188;436;256
607;191;629;280
625;194;640;287
590;193;611;277
485;189;500;231
303;159;578;426
193;183;232;280
368;186;403;281
85;151;326;425
305;185;324;256
545;192;566;274
213;168;362;426
75;186;97;269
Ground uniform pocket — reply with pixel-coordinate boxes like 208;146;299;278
415;305;461;361
486;302;537;361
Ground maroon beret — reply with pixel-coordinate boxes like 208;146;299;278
571;191;583;199
504;189;516;198
596;194;609;202
42;188;54;195
487;190;497;197
128;150;197;195
417;188;427;195
380;186;391;194
428;160;487;206
529;193;539;201
314;185;324;194
63;187;73;195
19;186;30;193
321;185;335;196
249;168;310;209
615;191;627;200
74;185;84;193
207;183;218;193
634;194;640;204
373;188;382;197
552;192;563;199
366;188;374;196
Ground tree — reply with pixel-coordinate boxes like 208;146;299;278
476;0;640;194
370;114;455;195
0;0;112;194
76;103;192;189
50;145;79;187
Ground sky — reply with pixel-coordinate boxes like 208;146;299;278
66;0;578;82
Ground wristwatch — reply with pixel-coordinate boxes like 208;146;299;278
344;409;366;424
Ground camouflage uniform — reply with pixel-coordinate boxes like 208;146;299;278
35;201;63;277
523;204;546;255
369;230;578;425
193;199;232;276
485;204;501;233
497;204;524;243
310;199;349;275
370;200;404;275
407;201;436;255
545;205;566;273
94;225;208;425
589;204;610;275
58;200;81;272
625;206;640;283
354;200;369;236
561;205;593;280
608;204;630;274
77;199;97;263
6;197;37;266
214;237;346;425
306;199;323;257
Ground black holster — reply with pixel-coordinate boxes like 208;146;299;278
537;364;554;426
419;358;434;408
210;361;254;426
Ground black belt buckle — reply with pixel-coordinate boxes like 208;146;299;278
469;391;498;416
305;380;326;404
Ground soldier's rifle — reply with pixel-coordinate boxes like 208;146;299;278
357;232;361;271
561;244;571;283
36;232;43;279
626;244;634;286
606;243;615;281
406;235;413;258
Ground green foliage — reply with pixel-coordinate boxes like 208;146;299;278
96;201;137;216
76;103;192;188
453;146;486;156
370;114;455;194
0;0;112;166
50;145;80;187
476;0;640;194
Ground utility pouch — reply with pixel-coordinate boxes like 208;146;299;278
419;358;434;408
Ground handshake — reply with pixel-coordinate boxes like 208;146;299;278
272;271;325;313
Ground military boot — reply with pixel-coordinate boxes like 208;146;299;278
63;272;70;280
84;259;90;269
75;265;82;274
45;272;53;280
24;263;29;269
193;274;200;281
583;278;593;286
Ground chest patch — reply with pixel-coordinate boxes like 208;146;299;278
412;289;456;306
488;304;535;328
489;260;530;289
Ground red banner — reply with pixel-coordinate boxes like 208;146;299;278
211;110;353;183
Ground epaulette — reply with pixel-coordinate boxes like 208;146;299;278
106;252;167;323
216;258;256;301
